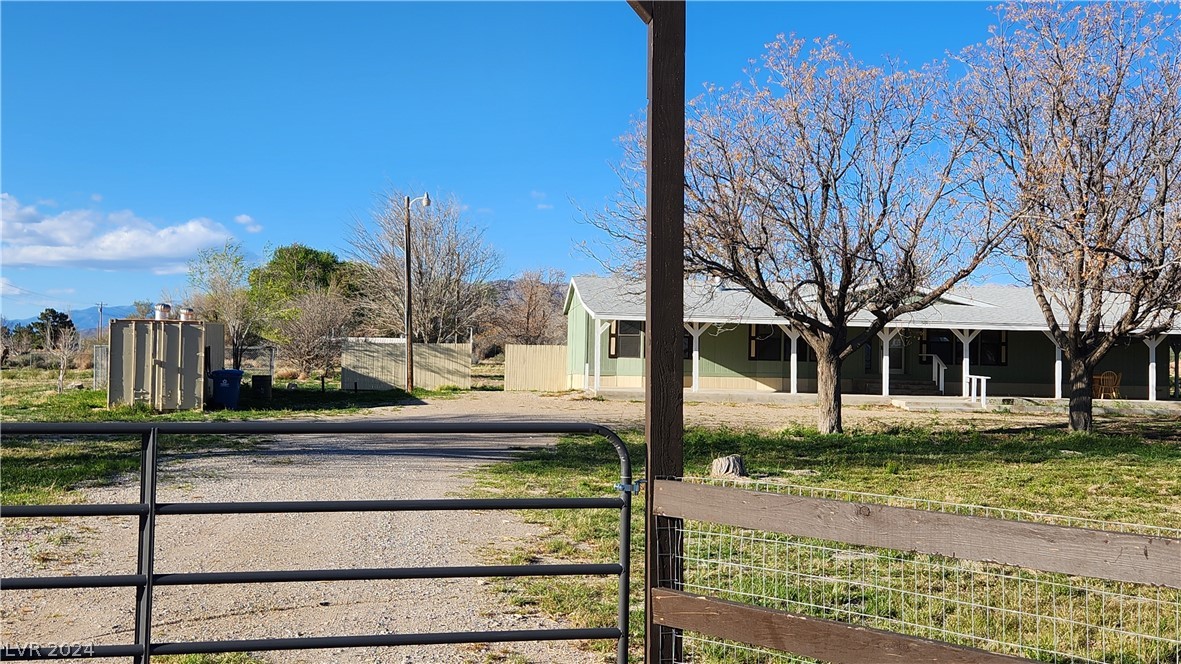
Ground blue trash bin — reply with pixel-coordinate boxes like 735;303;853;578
209;369;245;410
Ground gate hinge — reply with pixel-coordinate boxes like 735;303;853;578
615;479;646;494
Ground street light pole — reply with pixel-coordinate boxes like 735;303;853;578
404;192;430;392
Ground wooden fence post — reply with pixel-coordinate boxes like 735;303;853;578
631;1;686;661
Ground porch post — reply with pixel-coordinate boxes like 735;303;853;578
593;319;610;392
684;322;707;392
952;329;980;397
1043;331;1062;399
777;324;801;394
1145;335;1165;402
878;328;900;397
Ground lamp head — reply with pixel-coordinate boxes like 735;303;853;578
422;192;431;207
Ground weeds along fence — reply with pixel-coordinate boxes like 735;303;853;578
652;478;1181;664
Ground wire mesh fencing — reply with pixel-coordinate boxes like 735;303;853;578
663;477;1181;664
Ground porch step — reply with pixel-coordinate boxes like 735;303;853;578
892;398;979;412
862;379;942;396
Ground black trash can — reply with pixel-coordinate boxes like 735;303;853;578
210;369;245;410
252;374;273;400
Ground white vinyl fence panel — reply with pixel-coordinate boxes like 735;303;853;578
341;338;471;391
504;344;569;392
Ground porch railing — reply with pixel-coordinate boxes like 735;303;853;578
918;353;947;394
967;373;991;408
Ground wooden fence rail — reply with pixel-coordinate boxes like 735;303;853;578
653;480;1180;589
652;589;1033;664
651;479;1180;663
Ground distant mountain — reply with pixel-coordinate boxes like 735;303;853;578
5;305;139;333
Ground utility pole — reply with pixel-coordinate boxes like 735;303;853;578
404;192;431;392
96;302;107;343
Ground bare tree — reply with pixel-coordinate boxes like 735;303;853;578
589;36;1010;434
5;323;35;360
50;326;81;393
960;2;1181;432
0;317;10;367
485;269;568;352
132;300;156;318
187;241;268;370
349;189;500;343
275;287;355;377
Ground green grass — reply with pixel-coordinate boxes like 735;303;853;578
0;366;456;423
1;432;256;505
469;419;1181;662
156;655;267;664
0;367;481;504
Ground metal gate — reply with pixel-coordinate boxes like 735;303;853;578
1;421;634;663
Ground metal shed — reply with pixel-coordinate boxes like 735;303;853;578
108;319;226;411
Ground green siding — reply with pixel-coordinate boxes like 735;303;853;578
565;284;1177;394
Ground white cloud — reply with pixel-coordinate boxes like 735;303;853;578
530;190;547;200
91;193;103;203
0;193;233;273
536;203;554;210
0;277;20;296
234;213;263;233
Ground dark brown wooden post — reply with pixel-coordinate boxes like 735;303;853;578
630;1;686;661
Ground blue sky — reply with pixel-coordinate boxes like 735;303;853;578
1;1;998;321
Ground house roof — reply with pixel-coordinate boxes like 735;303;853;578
564;274;1180;334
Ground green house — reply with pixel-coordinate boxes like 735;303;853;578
563;275;1179;401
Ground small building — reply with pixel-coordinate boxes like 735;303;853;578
563;275;1179;400
108;316;225;411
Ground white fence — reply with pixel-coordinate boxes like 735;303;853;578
504;344;569;391
340;338;471;391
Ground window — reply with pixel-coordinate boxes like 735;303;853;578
920;329;1007;367
683;332;693;360
608;320;644;359
919;330;955;366
749;324;783;361
749;324;817;362
976;330;1008;366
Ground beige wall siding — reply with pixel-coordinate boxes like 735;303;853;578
341;338;471;391
505;345;569;391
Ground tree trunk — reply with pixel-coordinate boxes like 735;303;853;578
816;348;843;434
1067;357;1095;433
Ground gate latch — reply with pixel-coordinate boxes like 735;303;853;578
615;479;646;494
